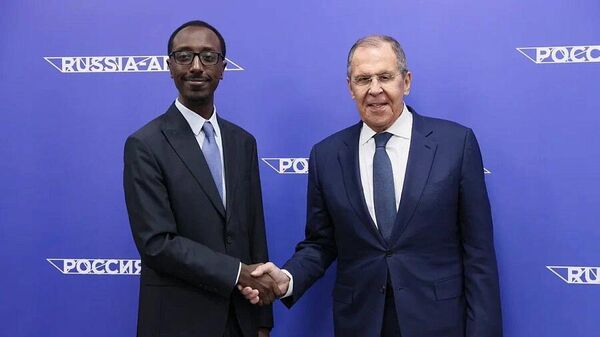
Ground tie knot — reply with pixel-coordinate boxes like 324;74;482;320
374;132;393;148
203;121;215;140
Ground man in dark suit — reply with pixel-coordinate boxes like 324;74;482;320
123;20;279;337
243;35;502;337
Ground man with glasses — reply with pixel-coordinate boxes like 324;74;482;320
242;35;502;337
124;20;278;337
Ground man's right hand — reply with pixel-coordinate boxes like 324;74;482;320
239;262;290;304
237;263;282;306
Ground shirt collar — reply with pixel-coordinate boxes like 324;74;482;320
359;103;412;145
175;98;221;138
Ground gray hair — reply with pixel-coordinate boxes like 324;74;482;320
346;35;408;77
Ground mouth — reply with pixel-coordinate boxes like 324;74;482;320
367;102;388;109
185;77;210;85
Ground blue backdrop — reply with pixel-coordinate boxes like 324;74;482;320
2;1;599;336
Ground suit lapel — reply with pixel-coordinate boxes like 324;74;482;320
338;123;387;245
218;117;239;225
161;104;226;218
390;108;437;243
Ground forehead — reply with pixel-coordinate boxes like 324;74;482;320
350;43;397;75
172;26;221;52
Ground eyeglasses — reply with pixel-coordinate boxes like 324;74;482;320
351;72;402;87
169;50;224;66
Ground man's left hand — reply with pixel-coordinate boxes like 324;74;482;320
258;328;270;337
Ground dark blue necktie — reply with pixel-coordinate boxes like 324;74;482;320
202;122;224;203
373;132;396;240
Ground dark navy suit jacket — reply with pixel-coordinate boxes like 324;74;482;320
282;107;502;337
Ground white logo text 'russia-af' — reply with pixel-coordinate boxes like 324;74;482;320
44;55;244;73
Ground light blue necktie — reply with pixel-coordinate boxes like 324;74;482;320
373;132;396;241
202;122;223;202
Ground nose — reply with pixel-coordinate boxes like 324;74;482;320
368;78;383;95
189;54;203;72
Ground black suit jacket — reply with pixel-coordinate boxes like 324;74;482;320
124;104;272;337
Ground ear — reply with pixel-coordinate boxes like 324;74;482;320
347;77;355;100
403;71;412;96
166;59;174;78
220;61;227;79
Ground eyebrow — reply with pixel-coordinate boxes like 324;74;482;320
354;71;395;77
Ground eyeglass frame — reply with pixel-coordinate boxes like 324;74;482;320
350;71;407;87
168;50;225;66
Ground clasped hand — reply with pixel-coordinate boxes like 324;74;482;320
237;262;290;305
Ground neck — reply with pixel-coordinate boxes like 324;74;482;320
180;96;214;119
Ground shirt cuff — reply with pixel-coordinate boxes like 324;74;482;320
235;262;242;285
281;269;294;298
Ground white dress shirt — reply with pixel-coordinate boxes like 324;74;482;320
359;103;412;226
175;98;226;206
282;104;413;298
175;99;241;283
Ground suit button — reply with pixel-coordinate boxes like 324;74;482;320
379;286;386;294
226;236;233;245
385;251;393;258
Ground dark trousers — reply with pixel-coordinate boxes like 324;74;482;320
381;277;402;337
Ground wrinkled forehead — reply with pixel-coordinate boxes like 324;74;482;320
349;44;398;75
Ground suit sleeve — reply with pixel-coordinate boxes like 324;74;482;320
123;136;239;298
459;129;503;337
247;139;274;328
282;146;338;307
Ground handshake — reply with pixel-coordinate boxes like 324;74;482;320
237;262;290;306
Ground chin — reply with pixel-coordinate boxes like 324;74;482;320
366;117;394;130
369;114;393;124
184;92;210;102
